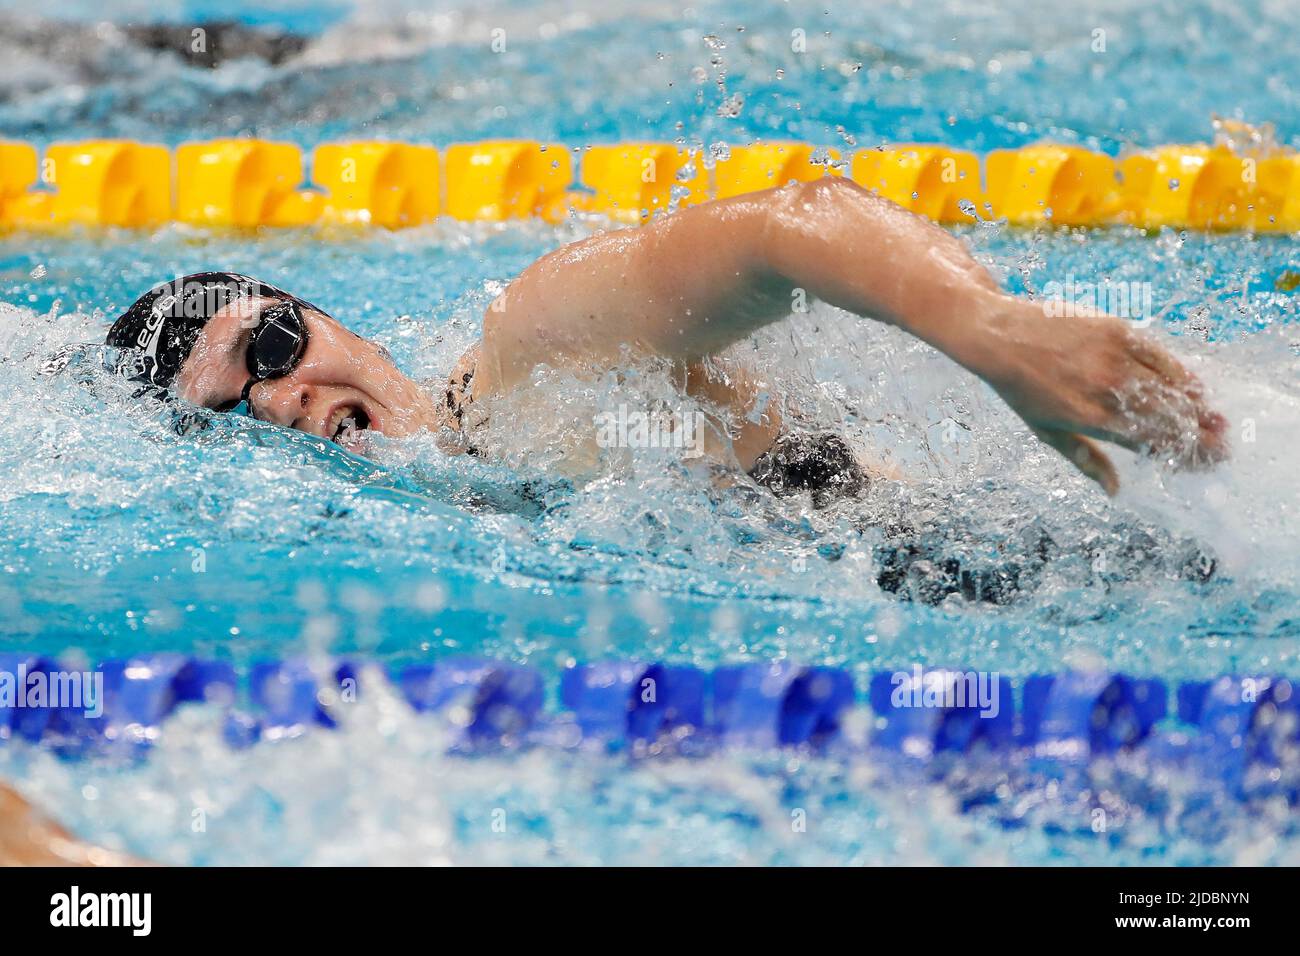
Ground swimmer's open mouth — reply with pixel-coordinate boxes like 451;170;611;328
327;403;372;444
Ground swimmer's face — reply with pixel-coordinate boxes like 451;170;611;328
175;296;440;449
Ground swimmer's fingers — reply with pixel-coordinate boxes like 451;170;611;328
1135;344;1229;467
1031;425;1119;496
1123;328;1199;394
1046;324;1228;469
1104;332;1230;468
1110;382;1229;469
979;305;1227;477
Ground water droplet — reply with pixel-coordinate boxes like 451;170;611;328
716;92;745;118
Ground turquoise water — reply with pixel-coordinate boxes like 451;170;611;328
1;0;1299;864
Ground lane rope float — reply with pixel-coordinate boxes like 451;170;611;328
1;138;1296;231
3;652;1297;802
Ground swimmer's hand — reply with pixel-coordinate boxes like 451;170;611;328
971;299;1229;494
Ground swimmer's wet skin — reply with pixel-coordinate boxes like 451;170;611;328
107;178;1229;496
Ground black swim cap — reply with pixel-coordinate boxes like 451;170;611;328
105;272;322;392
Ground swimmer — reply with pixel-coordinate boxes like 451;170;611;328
107;178;1228;497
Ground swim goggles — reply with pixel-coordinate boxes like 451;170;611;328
232;298;311;408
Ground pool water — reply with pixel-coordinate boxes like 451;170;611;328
1;0;1299;865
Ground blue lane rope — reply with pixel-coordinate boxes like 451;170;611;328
0;653;1295;795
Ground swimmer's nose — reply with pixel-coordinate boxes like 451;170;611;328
247;376;319;434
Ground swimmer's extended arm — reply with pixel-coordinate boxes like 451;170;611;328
478;177;1227;491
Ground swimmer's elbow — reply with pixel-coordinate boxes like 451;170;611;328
764;176;881;227
757;176;889;270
